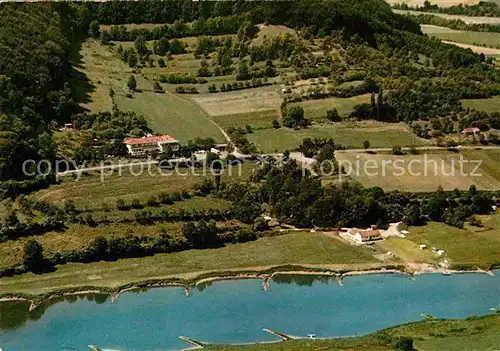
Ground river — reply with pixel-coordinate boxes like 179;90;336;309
0;271;499;350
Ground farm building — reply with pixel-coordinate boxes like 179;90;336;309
124;135;180;156
461;127;481;135
342;228;382;243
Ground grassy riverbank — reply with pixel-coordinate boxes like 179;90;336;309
0;232;384;296
206;314;500;350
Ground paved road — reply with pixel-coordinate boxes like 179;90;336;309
56;145;500;176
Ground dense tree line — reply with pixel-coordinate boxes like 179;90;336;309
101;15;247;42
236;160;499;229
82;0;421;41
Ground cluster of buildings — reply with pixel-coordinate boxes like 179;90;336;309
340;227;382;244
124;135;180;157
123;134;229;159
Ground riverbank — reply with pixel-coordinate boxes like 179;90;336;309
2;268;499;351
1;263;497;311
202;314;500;351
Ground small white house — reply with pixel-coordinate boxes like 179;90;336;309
193;150;208;162
344;228;382;243
124;135;180;156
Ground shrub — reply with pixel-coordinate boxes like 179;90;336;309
146;195;159;207
158;192;174;205
392;145;403;155
131;198;143;209
326;108;341;122
116;199;128;211
152;81;164;93
127;75;137;91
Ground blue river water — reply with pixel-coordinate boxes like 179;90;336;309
0;271;499;351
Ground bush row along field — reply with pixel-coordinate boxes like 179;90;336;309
33;164;257;209
0;164;255;268
290;94;372;119
0;232;381;294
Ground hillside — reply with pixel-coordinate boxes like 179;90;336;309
1;0;500;310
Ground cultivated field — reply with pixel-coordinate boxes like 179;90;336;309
421;25;500;49
248;121;429;152
212;110;282;129
0;232;381;294
335;149;500;191
291;94;372;120
461;96;500;113
393;8;500;24
442;41;500;55
192;87;282;117
32;164;257;209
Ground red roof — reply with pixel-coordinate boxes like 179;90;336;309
359;230;381;238
462;127;480;133
124;135;176;145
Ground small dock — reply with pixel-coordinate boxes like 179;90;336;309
179;336;204;349
262;328;294;340
421;313;437;320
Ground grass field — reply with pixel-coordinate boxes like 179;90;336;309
192;86;282;117
335;149;500;191
421;24;500;49
291;94;372;120
376;238;439;264
393;8;500;24
0;232;380;294
461;96;500;113
212;109;281;129
32;164;256;209
115;90;225;142
207;314;500;350
247;122;429;152
408;211;500;269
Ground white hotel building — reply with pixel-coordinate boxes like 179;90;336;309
124;135;180;156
